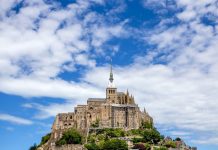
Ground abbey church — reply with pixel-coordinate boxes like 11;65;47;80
51;65;153;140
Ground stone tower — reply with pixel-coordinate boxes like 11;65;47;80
106;62;117;104
50;62;153;140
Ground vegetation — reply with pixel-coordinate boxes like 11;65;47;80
105;128;125;137
85;143;100;150
175;137;181;141
140;121;153;129
132;137;144;143
32;121;184;150
88;128;125;143
91;119;100;128
85;138;128;150
28;133;51;150
153;146;168;150
29;144;37;150
142;128;163;144
56;128;82;146
39;133;51;146
127;129;142;135
163;140;177;148
133;143;151;150
103;139;128;150
144;143;151;150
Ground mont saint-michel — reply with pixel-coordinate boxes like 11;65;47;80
34;65;196;150
52;65;152;132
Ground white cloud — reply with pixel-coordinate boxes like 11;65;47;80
0;114;33;125
0;0;126;79
138;0;218;145
23;102;76;119
0;0;218;146
170;131;191;136
0;77;103;99
192;136;218;145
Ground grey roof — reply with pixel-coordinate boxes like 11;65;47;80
87;98;106;102
111;104;138;107
117;92;125;95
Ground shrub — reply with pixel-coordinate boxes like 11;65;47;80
175;137;181;141
133;143;146;150
103;139;128;150
153;146;167;150
85;143;100;150
140;121;153;129
144;143;151;150
130;129;141;135
91;119;100;128
97;134;105;141
56;128;82;146
164;140;176;148
105;128;125;137
39;133;51;146
29;143;37;150
142;129;161;144
132;137;144;143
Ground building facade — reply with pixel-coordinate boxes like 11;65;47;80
51;64;153;140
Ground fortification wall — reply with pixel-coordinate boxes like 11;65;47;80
50;144;85;150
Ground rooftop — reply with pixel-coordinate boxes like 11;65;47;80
87;98;106;102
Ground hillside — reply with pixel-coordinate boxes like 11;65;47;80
29;122;196;150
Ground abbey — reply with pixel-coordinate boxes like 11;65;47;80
51;65;153;140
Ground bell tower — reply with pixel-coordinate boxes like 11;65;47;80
106;60;117;103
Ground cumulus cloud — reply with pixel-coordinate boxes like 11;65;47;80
0;114;33;125
0;77;103;99
0;0;218;146
0;0;126;79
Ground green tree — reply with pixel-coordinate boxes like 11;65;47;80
29;143;37;150
141;121;153;129
153;146;167;150
85;143;100;150
129;129;141;135
175;137;181;141
132;137;143;143
133;143;146;150
56;128;82;146
144;143;151;150
164;140;176;148
91;119;100;128
39;133;51;146
103;139;128;150
142;129;162;144
105;128;125;137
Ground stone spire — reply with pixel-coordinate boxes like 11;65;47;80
108;59;115;87
109;59;113;83
144;107;146;113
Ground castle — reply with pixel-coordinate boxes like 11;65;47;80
51;64;153;140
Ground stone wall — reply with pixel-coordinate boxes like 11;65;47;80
50;144;85;150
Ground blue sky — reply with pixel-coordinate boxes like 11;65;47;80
0;0;218;150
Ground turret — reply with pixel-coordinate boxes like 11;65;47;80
106;60;117;103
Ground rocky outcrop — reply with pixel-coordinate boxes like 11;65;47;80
37;144;85;150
